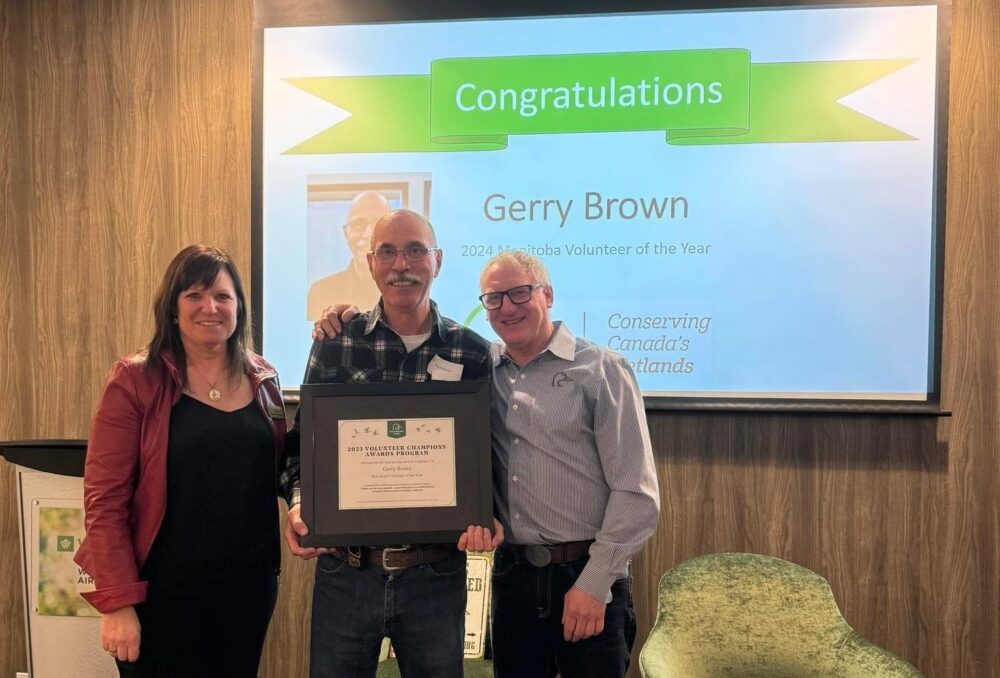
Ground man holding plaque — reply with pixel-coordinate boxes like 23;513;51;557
280;209;501;678
479;251;659;678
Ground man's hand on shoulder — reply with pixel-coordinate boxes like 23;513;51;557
562;585;607;642
311;304;360;342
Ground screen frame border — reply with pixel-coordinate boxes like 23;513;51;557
251;0;951;415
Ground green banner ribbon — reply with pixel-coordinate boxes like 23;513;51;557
283;49;913;154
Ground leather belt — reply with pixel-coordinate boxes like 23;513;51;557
510;540;594;567
329;545;456;572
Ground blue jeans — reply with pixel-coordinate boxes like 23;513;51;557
491;545;636;678
310;549;467;678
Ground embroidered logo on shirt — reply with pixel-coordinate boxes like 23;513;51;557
552;371;574;388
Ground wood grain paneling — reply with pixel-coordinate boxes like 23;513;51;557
1;1;997;677
0;4;31;434
932;0;1000;674
1;0;31;674
262;504;315;677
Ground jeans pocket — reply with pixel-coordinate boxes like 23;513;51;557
427;550;466;577
491;547;518;580
316;553;348;576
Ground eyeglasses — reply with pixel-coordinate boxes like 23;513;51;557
479;284;546;310
370;245;441;263
344;217;378;233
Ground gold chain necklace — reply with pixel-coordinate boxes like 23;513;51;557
189;363;224;402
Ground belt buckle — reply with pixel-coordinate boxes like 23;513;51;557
524;545;552;567
381;546;410;571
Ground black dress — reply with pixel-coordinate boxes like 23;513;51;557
118;396;279;678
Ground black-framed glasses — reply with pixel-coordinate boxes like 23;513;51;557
479;284;546;310
370;245;441;263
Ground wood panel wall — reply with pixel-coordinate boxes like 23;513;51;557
0;0;31;670
1;1;997;676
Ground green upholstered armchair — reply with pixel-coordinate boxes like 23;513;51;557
639;553;923;678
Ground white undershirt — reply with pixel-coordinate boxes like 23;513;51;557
400;330;432;353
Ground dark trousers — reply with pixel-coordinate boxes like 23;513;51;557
116;571;277;678
491;546;636;678
309;550;467;678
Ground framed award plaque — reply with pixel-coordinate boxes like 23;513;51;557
299;379;492;546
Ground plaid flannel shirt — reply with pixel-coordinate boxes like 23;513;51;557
278;300;491;506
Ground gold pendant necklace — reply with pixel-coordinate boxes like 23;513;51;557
190;363;223;402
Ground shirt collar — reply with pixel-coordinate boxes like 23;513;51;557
546;321;576;361
365;299;444;340
491;321;575;366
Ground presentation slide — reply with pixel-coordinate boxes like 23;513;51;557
260;3;941;401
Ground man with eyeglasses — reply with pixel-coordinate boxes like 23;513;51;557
480;250;658;678
306;190;391;319
310;245;658;676
280;209;502;678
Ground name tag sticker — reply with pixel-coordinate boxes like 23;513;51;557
267;404;285;419
428;355;464;382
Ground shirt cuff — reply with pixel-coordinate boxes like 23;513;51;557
573;561;619;604
289;486;301;508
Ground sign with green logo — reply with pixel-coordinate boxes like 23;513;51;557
387;420;407;439
36;505;98;617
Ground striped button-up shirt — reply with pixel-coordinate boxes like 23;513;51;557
491;321;660;602
279;300;491;505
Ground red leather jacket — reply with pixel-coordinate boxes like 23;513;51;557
74;350;287;613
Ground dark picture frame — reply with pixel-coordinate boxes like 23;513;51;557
299;379;493;546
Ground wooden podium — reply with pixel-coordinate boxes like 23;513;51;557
0;440;117;678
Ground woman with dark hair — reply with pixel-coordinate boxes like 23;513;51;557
75;245;288;677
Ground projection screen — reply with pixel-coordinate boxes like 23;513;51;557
254;1;948;411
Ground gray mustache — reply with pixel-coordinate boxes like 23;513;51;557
386;273;424;285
